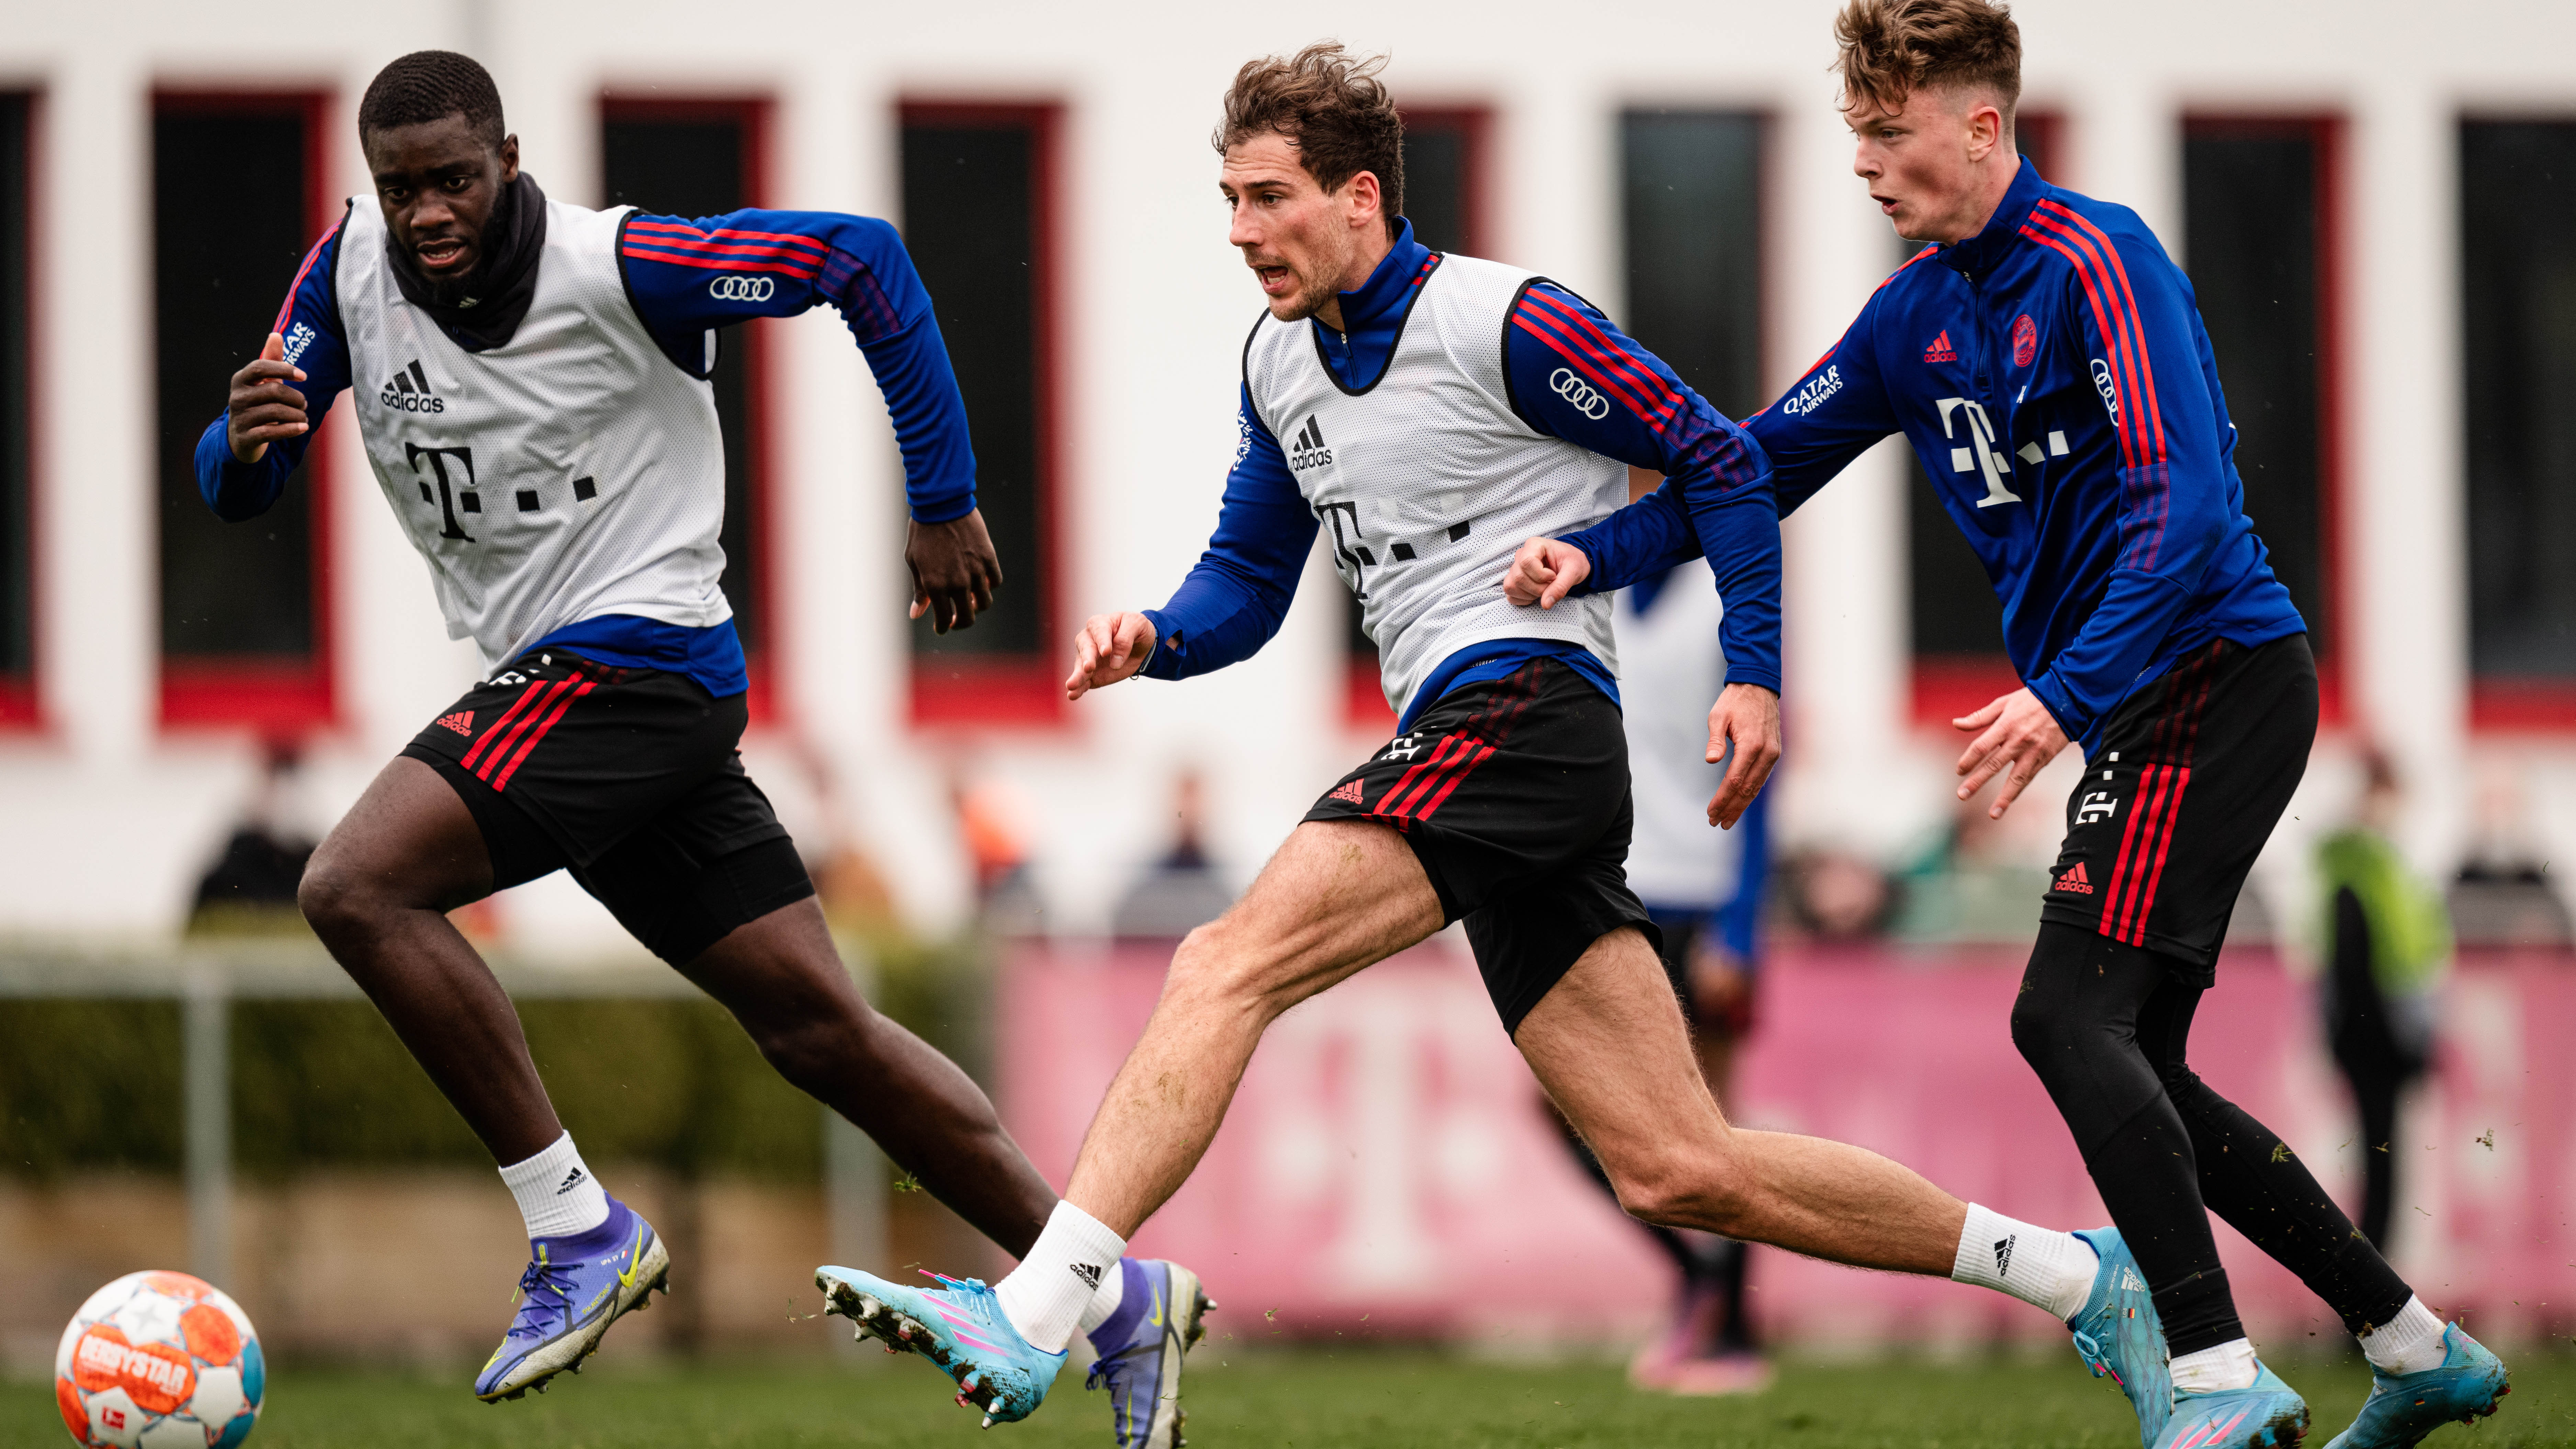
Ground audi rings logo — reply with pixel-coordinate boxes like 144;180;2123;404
710;274;776;302
1550;368;1611;420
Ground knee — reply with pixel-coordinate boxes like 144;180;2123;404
2009;987;2085;1074
1163;918;1277;1015
1604;1148;1760;1237
295;852;375;939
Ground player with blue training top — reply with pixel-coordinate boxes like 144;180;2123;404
199;52;1205;1440
825;43;2178;1444
1506;4;2508;1447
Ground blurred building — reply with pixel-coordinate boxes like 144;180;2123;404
0;0;2572;951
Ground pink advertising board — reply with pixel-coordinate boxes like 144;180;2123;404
997;942;2575;1348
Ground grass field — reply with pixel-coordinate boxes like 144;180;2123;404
9;1347;2572;1449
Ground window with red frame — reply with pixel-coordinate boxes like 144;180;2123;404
1338;107;1495;729
0;93;32;726
155;93;334;730
601;98;777;717
1908;110;2066;721
901;104;1061;727
2461;121;2576;729
2182;117;2343;719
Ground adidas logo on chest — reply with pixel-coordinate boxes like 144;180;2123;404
381;358;447;414
1288;415;1334;472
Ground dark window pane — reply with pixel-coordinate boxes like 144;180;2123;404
1400;120;1471;256
601;115;765;657
2184;128;2326;660
0;94;28;679
903;120;1044;658
155;106;315;660
1619;111;1763;419
2462;122;2576;681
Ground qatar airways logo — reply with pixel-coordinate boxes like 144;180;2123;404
1781;364;1843;416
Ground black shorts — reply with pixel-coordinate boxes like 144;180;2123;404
1647;908;1759;1040
1303;658;1657;1034
2040;633;2317;983
399;647;813;965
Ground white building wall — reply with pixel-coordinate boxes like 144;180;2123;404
0;0;2569;951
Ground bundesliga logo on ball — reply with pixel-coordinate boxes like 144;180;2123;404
55;1271;263;1449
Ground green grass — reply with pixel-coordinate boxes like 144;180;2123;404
10;1348;2572;1448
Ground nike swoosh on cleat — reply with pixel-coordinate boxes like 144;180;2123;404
1148;1283;1164;1330
616;1225;647;1290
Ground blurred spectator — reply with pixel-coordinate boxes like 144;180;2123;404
1555;545;1774;1397
1890;796;2037;943
2315;748;2450;1250
1776;846;1896;942
1111;769;1234;942
952;770;1043;935
791;740;905;942
2448;756;2573;946
187;738;318;935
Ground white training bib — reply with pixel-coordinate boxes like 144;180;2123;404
336;196;731;672
1242;253;1627;719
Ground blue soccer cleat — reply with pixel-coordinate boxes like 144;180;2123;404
817;1264;1066;1426
2321;1324;2509;1448
1084;1259;1214;1448
475;1197;669;1402
2151;1360;2309;1449
2066;1227;2176;1449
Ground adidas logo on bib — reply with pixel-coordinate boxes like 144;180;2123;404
381;358;446;413
1288;415;1333;472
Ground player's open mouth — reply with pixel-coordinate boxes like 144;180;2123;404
416;238;471;272
1252;263;1292;292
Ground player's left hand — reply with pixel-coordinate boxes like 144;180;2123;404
1501;537;1593;608
907;509;1003;634
1065;612;1158;701
1704;683;1781;829
1953;687;2069;819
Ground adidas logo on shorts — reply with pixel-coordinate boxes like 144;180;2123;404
1328;779;1367;806
2054;861;2094;895
437;710;475;736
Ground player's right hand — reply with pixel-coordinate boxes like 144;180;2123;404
1065;611;1157;701
226;332;309;464
1501;536;1592;608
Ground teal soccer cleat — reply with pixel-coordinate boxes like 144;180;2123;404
2066;1227;2175;1448
2321;1324;2509;1448
1084;1259;1214;1448
817;1265;1067;1426
2152;1360;2309;1449
474;1197;669;1402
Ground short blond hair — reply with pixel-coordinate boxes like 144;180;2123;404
1833;0;2021;122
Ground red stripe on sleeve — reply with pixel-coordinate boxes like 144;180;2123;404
1520;289;1687;420
271;220;344;335
620;241;822;280
2019;221;2140;471
2044;204;2170;467
1510;315;1668;427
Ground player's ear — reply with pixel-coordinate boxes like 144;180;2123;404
498;133;521;184
1346;169;1381;229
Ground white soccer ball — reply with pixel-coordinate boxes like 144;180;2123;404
54;1271;263;1449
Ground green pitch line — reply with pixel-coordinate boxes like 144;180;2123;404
11;1349;2571;1447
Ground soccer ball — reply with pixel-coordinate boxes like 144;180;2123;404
55;1271;263;1449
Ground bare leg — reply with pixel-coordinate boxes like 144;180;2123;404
1064;820;1443;1232
678;897;1057;1257
1517;927;1963;1273
298;757;564;1164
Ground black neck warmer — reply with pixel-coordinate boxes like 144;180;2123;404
386;171;549;352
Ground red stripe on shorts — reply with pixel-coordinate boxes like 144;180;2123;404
474;675;580;783
459;679;547;773
490;678;596;792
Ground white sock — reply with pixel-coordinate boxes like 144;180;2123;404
498;1132;610;1240
2171;1337;2260;1393
2359;1296;2449;1375
1949;1204;2100;1322
1076;1258;1128;1335
993;1202;1126;1352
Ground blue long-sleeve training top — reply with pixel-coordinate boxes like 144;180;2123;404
1555;158;2304;754
1137;217;1778;733
194;202;978;697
